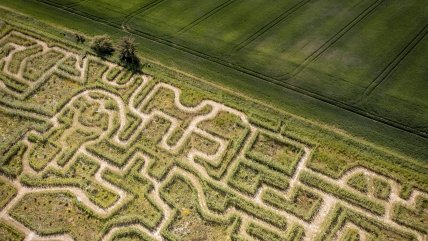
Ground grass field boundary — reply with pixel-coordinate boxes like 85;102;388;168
25;0;428;139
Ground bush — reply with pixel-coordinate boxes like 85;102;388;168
91;35;114;56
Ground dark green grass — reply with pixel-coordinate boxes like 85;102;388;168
0;1;427;163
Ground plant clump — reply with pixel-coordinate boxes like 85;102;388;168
91;35;114;57
117;36;140;71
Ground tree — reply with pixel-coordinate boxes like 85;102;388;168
91;35;114;56
118;36;140;70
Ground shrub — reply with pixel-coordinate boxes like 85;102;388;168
91;35;114;56
246;222;304;241
246;132;302;176
0;222;25;241
392;196;428;234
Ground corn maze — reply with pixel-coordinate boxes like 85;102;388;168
0;22;427;241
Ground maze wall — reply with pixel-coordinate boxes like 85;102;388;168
0;23;427;241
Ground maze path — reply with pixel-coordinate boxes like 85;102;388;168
0;29;427;241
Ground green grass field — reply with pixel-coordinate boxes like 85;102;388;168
16;0;428;136
0;1;427;241
0;0;426;163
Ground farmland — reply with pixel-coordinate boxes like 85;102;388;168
5;0;427;137
0;0;426;162
0;1;427;241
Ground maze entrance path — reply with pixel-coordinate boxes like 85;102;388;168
0;25;427;241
